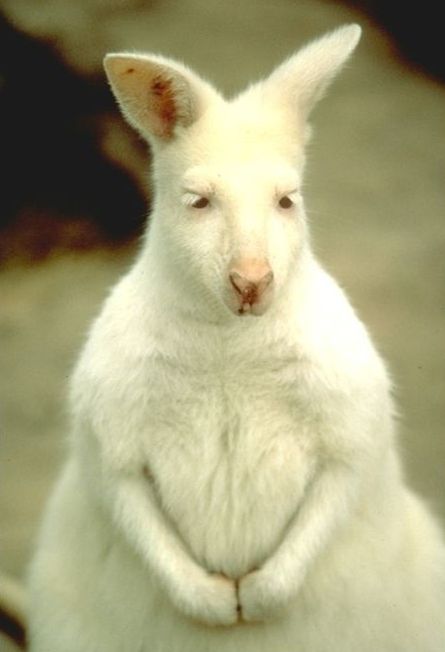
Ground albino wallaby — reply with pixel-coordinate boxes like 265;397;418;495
28;25;445;652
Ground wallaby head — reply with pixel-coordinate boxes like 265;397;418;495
104;25;361;318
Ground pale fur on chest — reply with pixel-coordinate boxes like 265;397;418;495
144;355;318;578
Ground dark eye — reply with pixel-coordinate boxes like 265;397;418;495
191;196;210;209
278;195;294;209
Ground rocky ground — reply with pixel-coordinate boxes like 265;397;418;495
1;1;444;649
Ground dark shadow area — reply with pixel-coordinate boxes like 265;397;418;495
0;608;26;649
0;12;147;263
346;0;445;82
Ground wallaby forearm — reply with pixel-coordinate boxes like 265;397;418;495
84;442;240;625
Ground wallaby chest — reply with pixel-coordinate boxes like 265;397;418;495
142;351;317;576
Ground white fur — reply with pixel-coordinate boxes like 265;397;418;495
28;25;445;651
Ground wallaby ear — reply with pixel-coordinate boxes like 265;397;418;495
104;53;217;142
263;24;361;120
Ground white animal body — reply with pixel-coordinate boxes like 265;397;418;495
28;25;445;652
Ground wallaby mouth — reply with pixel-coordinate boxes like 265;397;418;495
229;292;272;317
227;285;274;317
231;279;259;315
238;302;253;316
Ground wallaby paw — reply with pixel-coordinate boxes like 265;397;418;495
238;569;289;623
175;572;239;627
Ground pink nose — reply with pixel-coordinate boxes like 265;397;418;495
229;260;274;308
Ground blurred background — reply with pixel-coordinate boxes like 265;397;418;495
0;0;444;648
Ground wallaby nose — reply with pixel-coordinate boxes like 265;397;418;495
229;260;274;307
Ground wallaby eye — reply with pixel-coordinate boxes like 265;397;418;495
278;195;294;209
183;192;210;209
191;196;210;209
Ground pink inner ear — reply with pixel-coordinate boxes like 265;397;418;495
150;75;177;139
